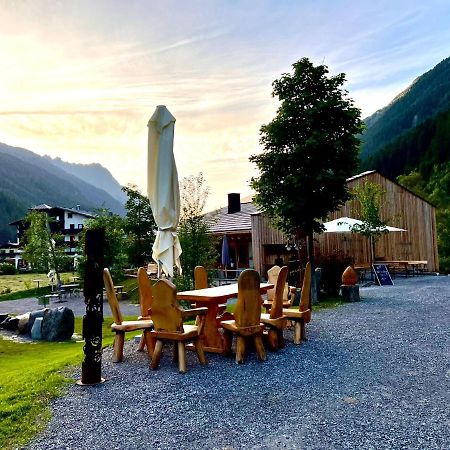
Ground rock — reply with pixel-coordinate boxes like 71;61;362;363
27;309;47;335
342;266;358;285
41;307;75;341
0;316;19;331
340;284;361;302
17;313;30;334
31;317;43;340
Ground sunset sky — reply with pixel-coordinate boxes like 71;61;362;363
1;0;450;210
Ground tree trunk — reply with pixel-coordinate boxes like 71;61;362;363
307;231;318;307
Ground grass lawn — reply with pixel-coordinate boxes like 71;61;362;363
0;272;75;296
0;315;142;450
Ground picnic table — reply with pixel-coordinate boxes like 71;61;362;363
375;261;428;277
32;279;43;289
60;283;81;297
177;282;274;354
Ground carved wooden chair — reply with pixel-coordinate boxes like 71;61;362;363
103;268;154;362
137;267;155;352
221;269;266;364
149;278;208;373
263;265;296;313
260;265;288;351
194;265;228;320
282;262;312;344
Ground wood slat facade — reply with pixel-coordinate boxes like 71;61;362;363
316;171;439;271
249;171;438;274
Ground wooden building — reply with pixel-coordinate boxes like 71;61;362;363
316;171;438;272
209;171;439;278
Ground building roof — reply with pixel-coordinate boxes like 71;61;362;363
346;170;376;182
207;202;258;234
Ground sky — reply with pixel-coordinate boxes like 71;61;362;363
1;0;450;210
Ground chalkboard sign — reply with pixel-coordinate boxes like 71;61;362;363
373;264;394;286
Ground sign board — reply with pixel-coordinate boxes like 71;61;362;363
373;264;394;286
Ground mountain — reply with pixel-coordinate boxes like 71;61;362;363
360;56;450;161
43;156;127;204
0;142;126;243
361;108;450;180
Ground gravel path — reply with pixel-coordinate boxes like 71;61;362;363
0;295;140;317
27;276;450;450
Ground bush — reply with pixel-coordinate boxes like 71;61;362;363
316;252;354;297
0;263;17;275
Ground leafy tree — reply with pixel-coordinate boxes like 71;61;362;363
78;209;127;280
399;163;450;272
250;58;363;303
351;182;389;266
22;210;69;285
122;185;156;267
176;173;218;290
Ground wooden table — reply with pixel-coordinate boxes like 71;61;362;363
60;283;80;296
177;282;274;354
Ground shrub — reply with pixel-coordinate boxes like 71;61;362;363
316;251;354;297
0;263;17;275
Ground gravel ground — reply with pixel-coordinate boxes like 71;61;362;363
26;276;450;450
0;295;140;317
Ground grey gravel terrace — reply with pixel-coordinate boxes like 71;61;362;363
27;275;450;450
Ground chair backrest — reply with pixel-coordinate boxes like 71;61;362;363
299;262;311;312
194;265;208;290
235;269;262;328
138;267;153;317
151;278;184;332
266;265;280;301
103;268;123;325
267;265;289;301
270;266;289;319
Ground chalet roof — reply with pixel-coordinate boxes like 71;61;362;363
207;202;258;234
346;170;376;182
31;204;52;210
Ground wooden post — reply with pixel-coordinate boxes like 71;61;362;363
307;232;318;307
78;228;105;385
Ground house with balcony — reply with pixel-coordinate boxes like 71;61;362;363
3;204;94;268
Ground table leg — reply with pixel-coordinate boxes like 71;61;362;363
195;301;225;353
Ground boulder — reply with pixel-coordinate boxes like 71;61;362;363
17;313;30;334
41;307;75;341
31;317;43;340
0;316;19;331
27;309;47;335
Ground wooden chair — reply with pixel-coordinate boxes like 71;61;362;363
103;268;154;362
149;278;208;373
221;270;266;364
194;266;228;320
263;265;296;313
282;262;312;344
260;266;288;351
137;267;155;352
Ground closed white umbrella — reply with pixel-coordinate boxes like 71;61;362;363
147;105;182;277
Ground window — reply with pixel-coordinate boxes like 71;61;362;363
70;236;75;242
68;213;73;218
70;224;75;230
78;224;83;229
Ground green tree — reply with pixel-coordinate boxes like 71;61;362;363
22;210;69;286
250;58;363;302
176;173;218;290
398;164;450;272
78;209;127;280
122;185;156;267
351;182;389;266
